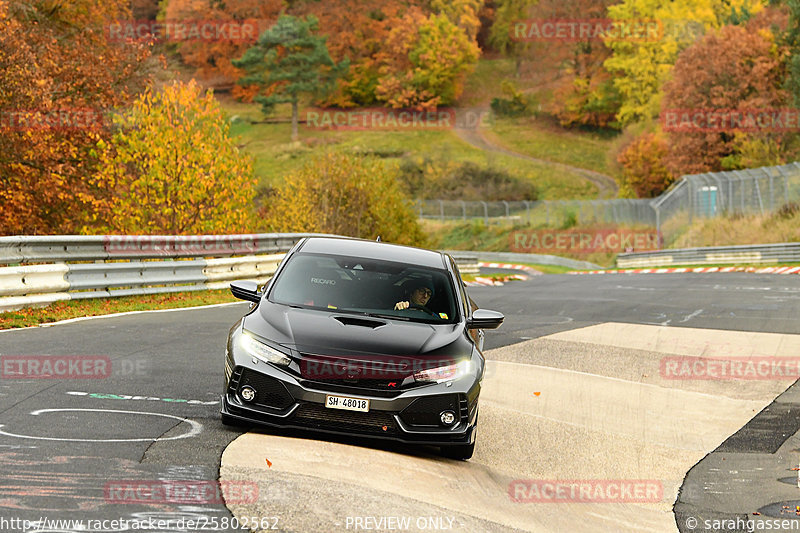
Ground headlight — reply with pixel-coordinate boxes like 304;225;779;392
413;360;472;383
240;333;291;367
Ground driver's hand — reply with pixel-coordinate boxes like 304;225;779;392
394;301;410;310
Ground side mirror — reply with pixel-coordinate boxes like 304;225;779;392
467;309;504;330
230;280;261;303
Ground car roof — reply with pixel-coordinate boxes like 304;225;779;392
297;237;447;269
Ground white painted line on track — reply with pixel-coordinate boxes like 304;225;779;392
0;408;202;442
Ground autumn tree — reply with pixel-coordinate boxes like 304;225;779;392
488;0;538;77
271;1;482;107
0;0;150;235
617;133;675;197
233;15;347;140
784;0;800;106
163;0;285;96
604;0;766;126
661;22;789;175
375;8;480;109
262;152;427;247
429;0;485;42
287;0;415;106
92;81;256;234
531;0;621;128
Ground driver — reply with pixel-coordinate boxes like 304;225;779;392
394;280;434;312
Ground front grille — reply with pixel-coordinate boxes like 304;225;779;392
238;368;294;410
295;354;428;395
297;379;422;398
293;403;398;435
400;394;461;427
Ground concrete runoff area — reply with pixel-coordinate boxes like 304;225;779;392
220;323;799;532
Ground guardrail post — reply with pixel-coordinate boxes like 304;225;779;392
481;201;488;224
461;200;467;220
502;200;509;218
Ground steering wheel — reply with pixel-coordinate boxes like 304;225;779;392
406;303;439;318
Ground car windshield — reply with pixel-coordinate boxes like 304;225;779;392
268;252;459;324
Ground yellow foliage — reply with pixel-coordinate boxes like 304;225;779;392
92;81;257;234
262;152;428;247
605;0;767;125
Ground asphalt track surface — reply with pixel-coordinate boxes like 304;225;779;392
1;271;800;532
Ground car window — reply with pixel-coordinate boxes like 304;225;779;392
268;252;459;323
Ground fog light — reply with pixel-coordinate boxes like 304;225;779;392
440;410;456;426
240;386;256;402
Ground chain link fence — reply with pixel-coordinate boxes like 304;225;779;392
416;162;800;244
414;199;656;228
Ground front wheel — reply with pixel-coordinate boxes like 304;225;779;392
440;441;475;460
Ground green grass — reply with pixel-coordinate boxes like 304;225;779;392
0;289;239;330
458;57;518;107
221;97;598;200
487;115;622;179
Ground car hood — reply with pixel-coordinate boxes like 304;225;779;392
243;303;468;357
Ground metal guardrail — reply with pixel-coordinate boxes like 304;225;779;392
0;234;488;313
0;234;326;264
447;251;601;270
0;254;285;312
617;243;800;268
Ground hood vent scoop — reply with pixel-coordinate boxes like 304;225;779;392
334;316;386;329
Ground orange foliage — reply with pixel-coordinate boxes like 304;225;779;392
617;133;675;198
165;0;286;90
662;18;790;175
0;0;151;235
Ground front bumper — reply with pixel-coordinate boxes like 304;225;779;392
221;361;480;446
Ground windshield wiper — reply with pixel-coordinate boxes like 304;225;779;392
363;312;411;321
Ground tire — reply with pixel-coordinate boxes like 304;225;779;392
440;441;475;461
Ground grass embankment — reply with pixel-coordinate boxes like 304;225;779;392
0;290;239;330
423;219;626;267
486;116;622;181
428;206;800;269
665;207;800;248
224;98;597;200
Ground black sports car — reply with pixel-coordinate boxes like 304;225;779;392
221;236;503;460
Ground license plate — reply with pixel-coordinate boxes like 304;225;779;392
325;394;369;412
